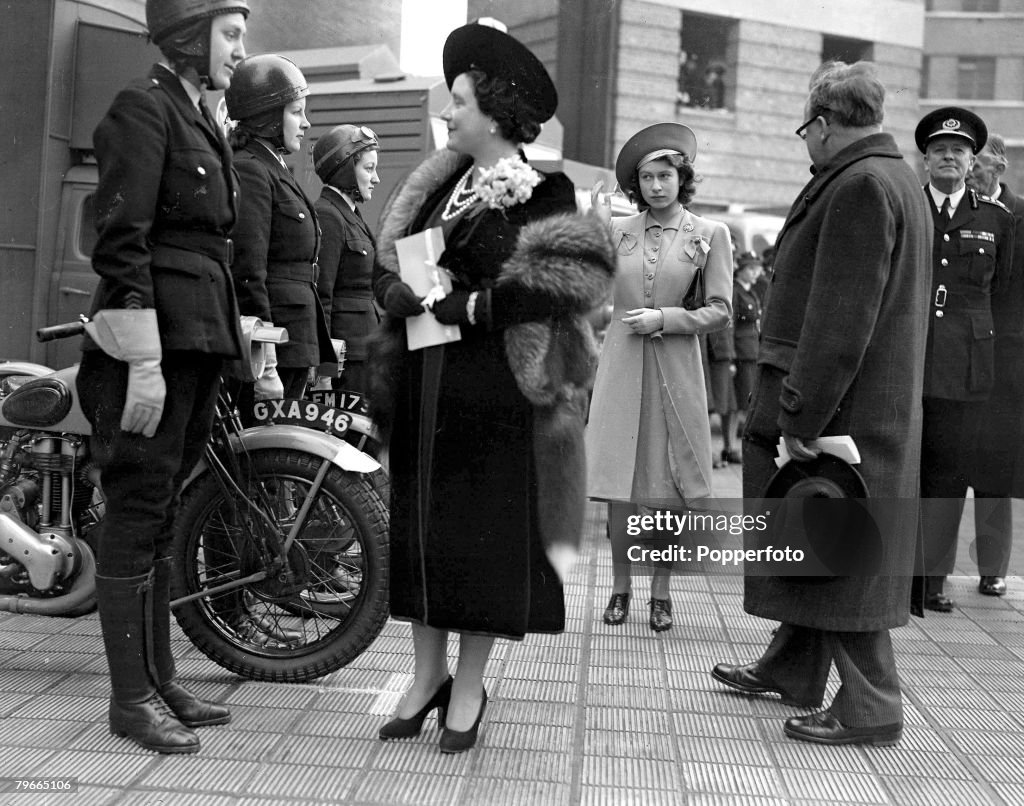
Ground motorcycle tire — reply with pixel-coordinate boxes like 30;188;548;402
170;448;389;683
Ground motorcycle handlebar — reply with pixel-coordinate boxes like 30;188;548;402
36;321;86;343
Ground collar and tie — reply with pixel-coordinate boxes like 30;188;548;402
940;196;950;219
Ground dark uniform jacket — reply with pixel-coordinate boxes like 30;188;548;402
86;64;242;357
732;280;761;361
231;142;334;369
742;133;931;632
923;186;1014;402
965;183;1024;495
313;187;380;363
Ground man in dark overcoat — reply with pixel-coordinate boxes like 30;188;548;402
961;133;1024;598
711;61;931;746
915;110;1015;611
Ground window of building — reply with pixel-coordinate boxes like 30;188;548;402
822;35;873;65
678;13;736;111
957;56;996;99
962;0;999;12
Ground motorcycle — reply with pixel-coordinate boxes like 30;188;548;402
0;318;390;682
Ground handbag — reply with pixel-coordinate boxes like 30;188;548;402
682;265;704;311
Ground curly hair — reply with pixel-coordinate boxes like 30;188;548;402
627;153;700;210
466;68;543;145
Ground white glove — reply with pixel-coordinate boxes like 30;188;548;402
254;342;284;401
85;309;165;438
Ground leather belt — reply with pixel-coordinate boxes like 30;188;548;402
269;261;316;283
152;230;234;265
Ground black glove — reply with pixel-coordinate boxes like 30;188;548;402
383;282;425;317
430;290;472;325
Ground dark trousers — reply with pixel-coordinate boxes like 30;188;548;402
973;492;1013;577
919;397;971;576
77;350;222;576
758;623;903;728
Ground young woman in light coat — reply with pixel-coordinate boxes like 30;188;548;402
587;123;733;631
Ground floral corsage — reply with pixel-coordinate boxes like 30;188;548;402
475;156;542;212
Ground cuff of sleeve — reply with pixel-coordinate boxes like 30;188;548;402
779;377;803;414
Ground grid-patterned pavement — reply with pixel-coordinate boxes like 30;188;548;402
2;463;1023;805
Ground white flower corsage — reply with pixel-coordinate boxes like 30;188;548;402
475;156;542;212
684;235;712;266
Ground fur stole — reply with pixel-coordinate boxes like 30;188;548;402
368;149;615;568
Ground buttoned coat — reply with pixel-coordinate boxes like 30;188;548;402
231;142;334;369
313;187;380;364
923;187;1014;402
965;182;1024;495
86;64;242;357
587;209;732;506
742;133;932;632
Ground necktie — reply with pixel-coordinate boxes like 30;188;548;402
198;96;219;134
940;197;951;218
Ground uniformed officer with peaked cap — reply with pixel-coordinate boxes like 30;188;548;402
914;106;1016;612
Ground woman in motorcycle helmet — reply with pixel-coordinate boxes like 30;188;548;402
75;0;250;755
225;54;335;410
313;125;381;395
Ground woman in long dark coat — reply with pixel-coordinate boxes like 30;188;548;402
370;23;614;753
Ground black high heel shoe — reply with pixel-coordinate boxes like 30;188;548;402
439;688;488;754
378;675;453;741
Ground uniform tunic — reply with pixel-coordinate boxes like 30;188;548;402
231;141;334;371
314;186;380;393
77;63;242;576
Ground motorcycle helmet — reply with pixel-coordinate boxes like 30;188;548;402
225;54;309;148
312;125;379;200
147;0;250;45
146;0;249;85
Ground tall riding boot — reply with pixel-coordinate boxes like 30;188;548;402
152;557;231;727
96;571;199;753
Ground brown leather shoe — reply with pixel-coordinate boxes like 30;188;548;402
711;662;820;708
784;710;902;746
979;576;1007;596
649;598;673;632
602;592;631;626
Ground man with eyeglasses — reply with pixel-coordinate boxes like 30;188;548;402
711;61;931;747
914;109;1015;613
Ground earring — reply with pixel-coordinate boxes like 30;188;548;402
489;125;497;135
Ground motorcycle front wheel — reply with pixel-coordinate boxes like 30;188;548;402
170;448;389;682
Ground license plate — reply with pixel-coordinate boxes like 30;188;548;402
252;398;351;438
309;390;369;415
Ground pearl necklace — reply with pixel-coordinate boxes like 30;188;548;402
441;167;480;221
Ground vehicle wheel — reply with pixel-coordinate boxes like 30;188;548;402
170;448;389;683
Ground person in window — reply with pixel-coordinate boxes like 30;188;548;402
75;0;250;754
225;54;335;411
586;123;733;632
369;22;614;754
313;124;381;395
699;62;726;109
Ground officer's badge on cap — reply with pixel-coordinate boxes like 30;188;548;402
915;106;988;154
443;21;558;123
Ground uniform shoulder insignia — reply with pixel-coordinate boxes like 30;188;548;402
979;195;1011;214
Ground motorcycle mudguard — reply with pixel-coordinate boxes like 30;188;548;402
0;361;54;379
183;423;381;490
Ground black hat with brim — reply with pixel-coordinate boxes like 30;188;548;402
915;106;987;154
443;23;558;124
614;123;698;191
758;454;882;582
